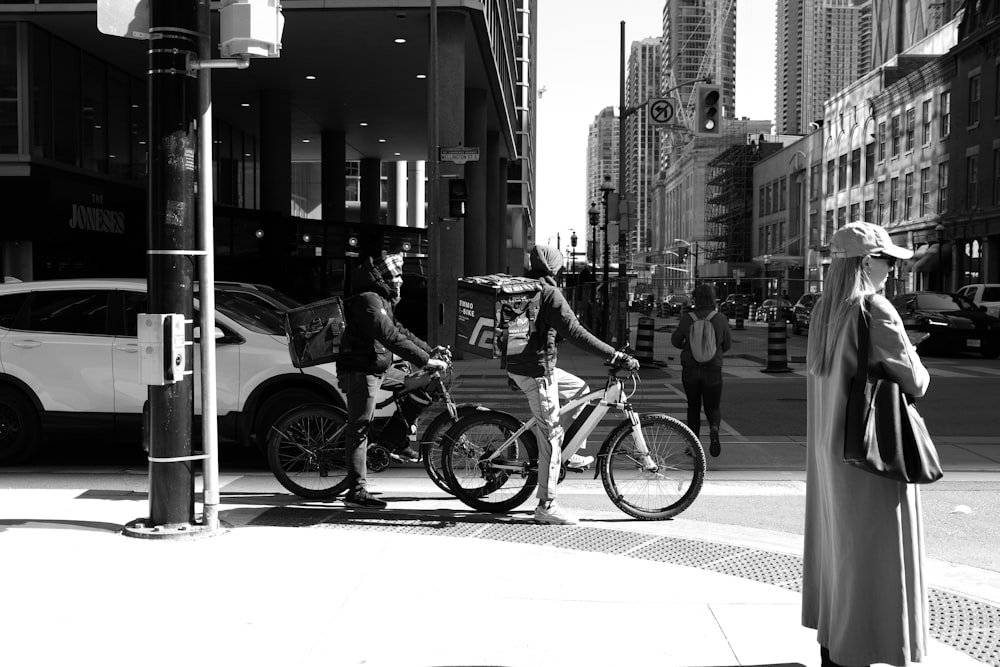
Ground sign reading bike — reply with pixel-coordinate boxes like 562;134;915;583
648;98;674;125
439;146;480;164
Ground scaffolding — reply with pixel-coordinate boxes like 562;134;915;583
704;138;783;264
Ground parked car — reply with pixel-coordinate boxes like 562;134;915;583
757;297;794;323
956;283;1000;319
630;293;655;313
204;280;303;312
0;278;348;464
792;292;822;335
661;294;691;316
888;291;1000;359
719;294;754;318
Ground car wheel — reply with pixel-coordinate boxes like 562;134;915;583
0;388;41;465
254;388;327;454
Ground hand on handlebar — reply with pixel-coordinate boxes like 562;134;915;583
430;345;453;362
424;357;449;372
610;351;640;372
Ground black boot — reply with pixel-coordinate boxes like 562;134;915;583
820;646;869;667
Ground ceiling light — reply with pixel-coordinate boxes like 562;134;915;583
302;139;311;143
241;103;250;107
394;38;406;44
416;74;427;79
305;75;316;80
378;139;386;143
394;152;401;156
359;122;368;127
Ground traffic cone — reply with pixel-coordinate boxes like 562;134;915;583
634;316;656;365
760;320;792;373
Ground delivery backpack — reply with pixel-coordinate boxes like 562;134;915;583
688;310;719;363
494;285;543;369
284;296;347;368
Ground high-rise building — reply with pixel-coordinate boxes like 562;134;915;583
774;0;873;135
871;0;962;69
586;107;619;267
624;37;662;261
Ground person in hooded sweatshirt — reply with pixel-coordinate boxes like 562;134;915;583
336;253;449;509
505;244;640;525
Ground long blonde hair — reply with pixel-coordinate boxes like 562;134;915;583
806;256;878;376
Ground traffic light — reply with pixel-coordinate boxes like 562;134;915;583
695;83;722;135
448;178;468;217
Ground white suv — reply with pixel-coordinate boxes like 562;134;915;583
0;278;346;464
956;284;1000;319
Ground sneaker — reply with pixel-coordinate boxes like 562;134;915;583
389;446;420;463
709;430;721;458
533;501;578;525
344;489;387;509
565;454;594;470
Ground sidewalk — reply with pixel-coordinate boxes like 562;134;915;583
0;476;995;667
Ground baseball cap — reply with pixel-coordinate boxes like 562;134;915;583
829;221;913;260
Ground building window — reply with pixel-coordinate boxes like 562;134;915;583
825;209;834;244
864;198;874;223
838;154;848;191
878;121;887;160
920;167;931;216
904;172;913;220
889;176;899;222
938;161;949;213
865;142;875;182
851;148;861;186
850;202;860;222
994;149;1000;206
890;115;900;158
837;207;847;227
995;66;1000;119
0;24;17;153
759;186;766;214
876;180;886;224
827;159;836;194
967;154;978;209
779;177;787;211
969;74;981;126
905;108;915;152
810;164;821;200
940;90;951;138
921;99;931;145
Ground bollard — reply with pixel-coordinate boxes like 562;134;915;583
760;320;792;373
634;316;656;365
748;303;757;323
734;303;745;331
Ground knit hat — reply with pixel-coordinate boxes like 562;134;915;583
830;222;913;260
374;253;404;281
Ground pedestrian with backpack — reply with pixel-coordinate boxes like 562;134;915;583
670;283;732;457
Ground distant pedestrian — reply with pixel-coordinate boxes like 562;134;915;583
802;222;929;667
670;283;732;456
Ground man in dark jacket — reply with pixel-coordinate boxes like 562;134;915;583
337;253;449;509
506;245;639;525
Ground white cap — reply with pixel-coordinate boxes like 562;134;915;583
830;221;913;260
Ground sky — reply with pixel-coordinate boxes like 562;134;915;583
534;0;777;248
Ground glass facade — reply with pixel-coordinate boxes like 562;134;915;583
0;23;15;152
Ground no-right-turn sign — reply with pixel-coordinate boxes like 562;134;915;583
648;98;674;125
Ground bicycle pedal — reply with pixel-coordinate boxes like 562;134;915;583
564;465;589;473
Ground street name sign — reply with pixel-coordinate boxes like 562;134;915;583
440;146;480;164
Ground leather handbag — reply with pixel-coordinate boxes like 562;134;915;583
843;298;943;484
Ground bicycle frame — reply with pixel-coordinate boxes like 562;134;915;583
475;371;658;475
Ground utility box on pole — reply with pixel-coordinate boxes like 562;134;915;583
220;0;284;58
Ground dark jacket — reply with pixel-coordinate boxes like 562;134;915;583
337;259;431;375
504;271;616;378
670;307;733;368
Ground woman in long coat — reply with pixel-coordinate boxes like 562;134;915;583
802;222;931;667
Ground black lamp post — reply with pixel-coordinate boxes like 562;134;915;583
600;176;615;340
570;230;578;273
935;223;946;291
588;203;599;271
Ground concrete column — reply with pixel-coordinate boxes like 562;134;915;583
407;160;425;228
360;158;382;230
464;88;487;276
321;130;346;224
385;161;398;226
485;131;502;274
395;161;408;226
428;10;466;347
260;90;291;215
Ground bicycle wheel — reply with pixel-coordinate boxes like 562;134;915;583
441;410;538;513
600;413;705;520
419;404;481;494
267;404;351;500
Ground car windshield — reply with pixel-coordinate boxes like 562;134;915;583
915;293;976;312
212;289;287;335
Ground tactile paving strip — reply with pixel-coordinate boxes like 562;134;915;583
251;507;1000;666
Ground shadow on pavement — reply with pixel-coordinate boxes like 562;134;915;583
0;518;124;533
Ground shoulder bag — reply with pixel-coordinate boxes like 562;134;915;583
843;298;943;484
